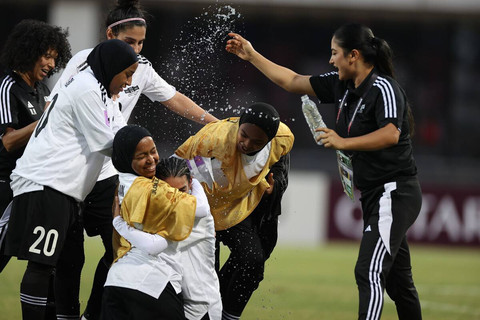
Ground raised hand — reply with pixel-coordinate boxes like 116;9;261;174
226;32;256;61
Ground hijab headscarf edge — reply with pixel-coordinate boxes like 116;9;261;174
112;124;152;175
239;102;280;141
87;39;138;97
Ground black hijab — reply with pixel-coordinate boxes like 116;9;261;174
239;102;280;141
86;39;138;97
112;125;152;175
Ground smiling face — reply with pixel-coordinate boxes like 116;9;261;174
107;25;146;55
329;36;354;81
23;49;58;86
109;62;138;96
131;136;159;178
237;123;269;155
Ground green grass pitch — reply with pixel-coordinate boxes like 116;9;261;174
1;238;479;319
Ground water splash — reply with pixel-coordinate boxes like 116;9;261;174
160;3;246;122
134;3;249;156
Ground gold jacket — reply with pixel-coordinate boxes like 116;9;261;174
175;117;294;231
114;176;197;261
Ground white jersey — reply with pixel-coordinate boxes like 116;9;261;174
113;177;222;319
177;179;221;320
106;173;182;298
179;214;221;320
50;48;177;181
11;67;117;202
187;141;272;188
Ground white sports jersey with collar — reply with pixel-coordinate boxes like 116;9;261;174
50;48;176;122
10;67;117;202
49;48;177;181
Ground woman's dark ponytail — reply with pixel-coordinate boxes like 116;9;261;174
371;37;394;78
333;23;394;78
334;23;414;136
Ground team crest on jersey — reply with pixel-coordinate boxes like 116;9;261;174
124;85;139;95
104;110;111;127
65;76;75;87
358;104;366;113
27;101;37;115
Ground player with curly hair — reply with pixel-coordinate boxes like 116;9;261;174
0;19;71;273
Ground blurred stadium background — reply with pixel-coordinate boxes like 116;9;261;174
1;0;479;248
0;0;479;318
0;0;480;319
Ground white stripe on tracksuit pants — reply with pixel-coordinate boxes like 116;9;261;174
355;178;422;320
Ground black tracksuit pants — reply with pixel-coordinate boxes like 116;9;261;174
355;177;422;320
215;208;278;317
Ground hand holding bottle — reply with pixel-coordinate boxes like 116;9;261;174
301;95;326;145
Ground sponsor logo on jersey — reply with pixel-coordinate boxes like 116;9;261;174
65;76;75;87
27;101;37;115
124;85;140;95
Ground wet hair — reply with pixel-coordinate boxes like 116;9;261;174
156;157;191;182
334;23;415;136
0;19;71;77
106;0;148;36
333;23;394;78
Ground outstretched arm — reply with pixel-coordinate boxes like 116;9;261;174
162;92;218;125
226;32;315;95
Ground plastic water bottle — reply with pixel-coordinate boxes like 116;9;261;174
301;95;326;145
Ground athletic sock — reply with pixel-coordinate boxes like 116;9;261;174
20;261;55;320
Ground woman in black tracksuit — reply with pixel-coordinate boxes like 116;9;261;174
0;20;71;273
226;23;422;320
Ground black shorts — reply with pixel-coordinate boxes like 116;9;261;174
4;187;81;266
0;178;13;215
102;282;185;320
0;201;12;250
83;175;118;237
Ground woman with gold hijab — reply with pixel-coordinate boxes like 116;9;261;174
102;124;196;320
175;102;294;320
